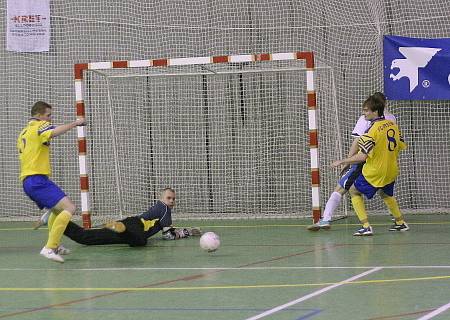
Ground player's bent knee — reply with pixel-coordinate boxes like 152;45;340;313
54;197;77;215
65;204;76;215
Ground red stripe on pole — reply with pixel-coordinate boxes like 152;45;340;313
296;52;315;68
307;92;316;107
257;53;271;61
82;213;91;229
152;58;168;67
80;176;89;191
78;138;87;154
311;169;320;185
313;209;321;223
74;63;88;80
213;56;229;63
76;102;85;116
309;130;318;147
113;61;128;68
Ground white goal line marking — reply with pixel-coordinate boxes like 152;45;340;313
417;301;450;320
0;266;450;272
245;267;383;320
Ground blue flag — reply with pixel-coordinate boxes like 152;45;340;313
384;35;450;100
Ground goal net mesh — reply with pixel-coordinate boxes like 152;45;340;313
0;0;448;222
84;62;339;224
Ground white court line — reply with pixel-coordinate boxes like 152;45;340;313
0;265;449;272
245;267;383;320
417;301;450;320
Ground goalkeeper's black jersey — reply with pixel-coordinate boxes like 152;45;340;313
138;200;172;238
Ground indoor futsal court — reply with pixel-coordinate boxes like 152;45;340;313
2;0;450;320
1;214;450;320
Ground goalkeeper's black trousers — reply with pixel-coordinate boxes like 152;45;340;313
64;216;148;247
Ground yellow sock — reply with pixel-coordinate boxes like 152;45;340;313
47;212;57;232
383;196;404;224
351;195;370;228
45;210;72;249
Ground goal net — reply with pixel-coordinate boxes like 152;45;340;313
1;1;448;224
77;54;341;226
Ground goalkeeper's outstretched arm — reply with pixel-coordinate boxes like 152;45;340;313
162;227;203;240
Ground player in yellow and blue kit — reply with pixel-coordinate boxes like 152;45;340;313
331;96;408;236
18;101;85;262
308;92;396;231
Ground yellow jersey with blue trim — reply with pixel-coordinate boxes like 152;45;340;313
17;119;55;181
357;118;406;187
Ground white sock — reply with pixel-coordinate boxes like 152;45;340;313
322;192;342;221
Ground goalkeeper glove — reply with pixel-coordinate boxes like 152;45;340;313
185;227;202;236
162;227;203;240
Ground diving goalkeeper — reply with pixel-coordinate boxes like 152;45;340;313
36;188;202;247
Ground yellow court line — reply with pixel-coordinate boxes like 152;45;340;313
1;274;450;292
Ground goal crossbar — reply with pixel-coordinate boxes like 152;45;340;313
90;66;325;79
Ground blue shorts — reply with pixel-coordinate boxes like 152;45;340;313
22;175;66;210
354;174;395;199
338;163;363;190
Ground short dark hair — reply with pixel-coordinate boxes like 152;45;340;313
31;101;52;116
364;96;385;117
372;92;386;106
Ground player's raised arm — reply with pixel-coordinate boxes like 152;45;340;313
51;118;85;138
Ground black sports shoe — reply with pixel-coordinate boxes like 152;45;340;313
389;223;409;232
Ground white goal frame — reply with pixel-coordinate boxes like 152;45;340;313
73;51;320;228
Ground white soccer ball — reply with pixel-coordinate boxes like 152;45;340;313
199;232;220;252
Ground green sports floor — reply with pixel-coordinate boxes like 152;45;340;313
1;215;450;320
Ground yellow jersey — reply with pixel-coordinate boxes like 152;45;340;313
358;118;406;187
17;119;55;181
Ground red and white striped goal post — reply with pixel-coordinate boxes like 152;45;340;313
74;51;321;228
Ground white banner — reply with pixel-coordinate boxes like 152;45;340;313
7;0;50;52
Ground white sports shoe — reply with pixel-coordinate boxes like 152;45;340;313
40;247;64;263
56;245;71;255
33;210;51;230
